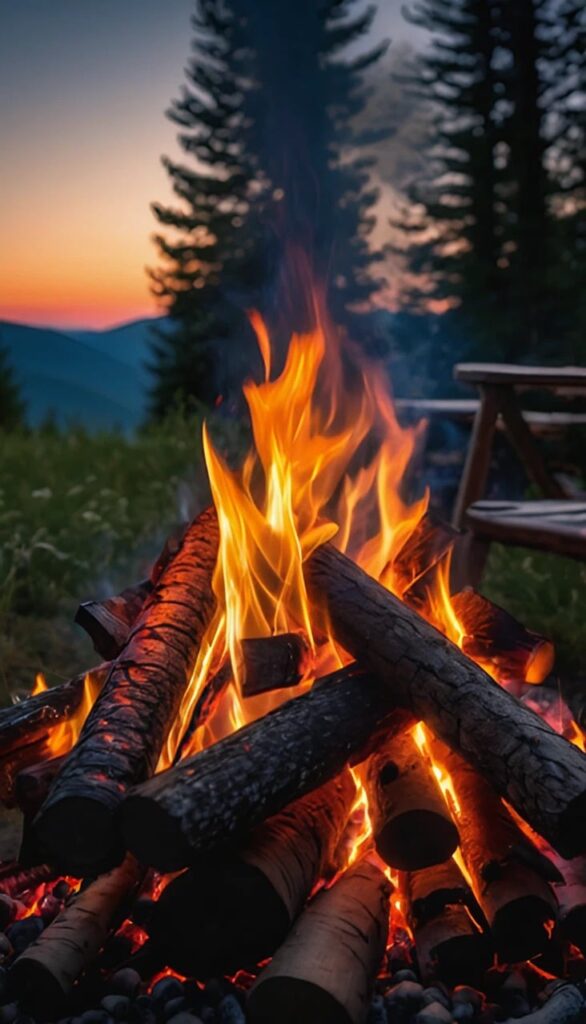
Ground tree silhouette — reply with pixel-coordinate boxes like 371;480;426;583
0;341;25;431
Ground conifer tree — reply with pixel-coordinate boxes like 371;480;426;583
149;0;389;416
0;342;25;431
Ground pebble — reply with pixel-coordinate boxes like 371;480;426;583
386;979;425;1015
367;994;388;1023
164;998;188;1021
80;1012;113;1024
217;996;245;1024
392;969;419;983
0;1004;18;1024
5;918;44;956
422;987;452;1011
166;1017;203;1024
151;978;185;1007
415;1002;453;1023
39;895;61;924
100;996;130;1020
127;996;156;1024
453;1004;475;1022
453;987;484;1012
0;936;13;962
108;968;142;999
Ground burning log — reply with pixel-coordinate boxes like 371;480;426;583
400;858;491;986
363;730;459;870
10;855;142;1012
240;633;309;697
0;665;108;806
75;579;153;659
451;587;555;684
247;858;391;1024
33;505;219;875
148;774;356;977
0;861;54;899
394;510;459;598
120;664;413;871
546;852;586;955
434;745;559;962
305;542;586;857
15;756;66;818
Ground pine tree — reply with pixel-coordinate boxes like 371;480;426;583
149;0;390;416
392;0;506;362
0;341;25;431
393;0;585;369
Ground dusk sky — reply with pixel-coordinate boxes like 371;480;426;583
0;1;422;329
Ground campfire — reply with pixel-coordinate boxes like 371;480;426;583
1;289;586;1024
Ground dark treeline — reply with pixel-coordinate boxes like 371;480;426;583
151;0;585;412
392;0;585;387
149;0;388;416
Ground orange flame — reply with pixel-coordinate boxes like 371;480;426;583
46;671;103;758
32;673;48;696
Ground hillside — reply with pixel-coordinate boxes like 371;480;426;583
0;318;167;431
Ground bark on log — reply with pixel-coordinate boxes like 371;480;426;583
363;730;458;870
393;511;458;599
75;579;153;660
451;588;554;684
33;506;219;875
305;543;586;857
435;744;559;962
501;982;585;1024
148;774;356;977
120;664;413;871
0;666;108;805
240;633;308;697
15;756;66;818
400;858;491;986
10;855;141;1013
247;858;391;1024
0;861;54;899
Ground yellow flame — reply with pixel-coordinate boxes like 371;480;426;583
46;672;102;758
32;673;48;696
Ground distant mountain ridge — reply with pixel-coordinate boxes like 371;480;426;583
0;318;169;431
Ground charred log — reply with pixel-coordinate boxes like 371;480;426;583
435;744;559;962
0;861;54;899
33;506;219;875
305;542;586;857
10;856;142;1013
15;756;66;818
120;664;413;871
247;858;390;1024
401;858;491;986
148;774;356;977
240;633;308;697
451;588;554;684
547;851;586;955
75;580;153;660
363;730;459;870
0;665;108;805
393;511;459;599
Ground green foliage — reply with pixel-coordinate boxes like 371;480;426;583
483;544;586;677
150;0;389;417
0;413;242;697
0;343;25;431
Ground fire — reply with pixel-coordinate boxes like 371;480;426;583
166;293;429;762
47;671;103;758
32;673;48;696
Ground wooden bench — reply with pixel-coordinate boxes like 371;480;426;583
395;398;586;436
450;363;586;583
464;500;586;562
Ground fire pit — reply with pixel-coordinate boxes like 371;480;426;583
1;302;585;1024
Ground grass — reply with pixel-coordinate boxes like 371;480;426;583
0;412;242;701
1;417;583;704
483;543;586;679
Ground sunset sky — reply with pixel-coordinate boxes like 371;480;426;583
0;1;421;330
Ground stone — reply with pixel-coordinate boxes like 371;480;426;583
108;969;142;999
151;978;185;1007
415;1002;453;1023
217;996;245;1024
100;995;130;1020
422;987;452;1011
5;917;44;955
386;979;425;1016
